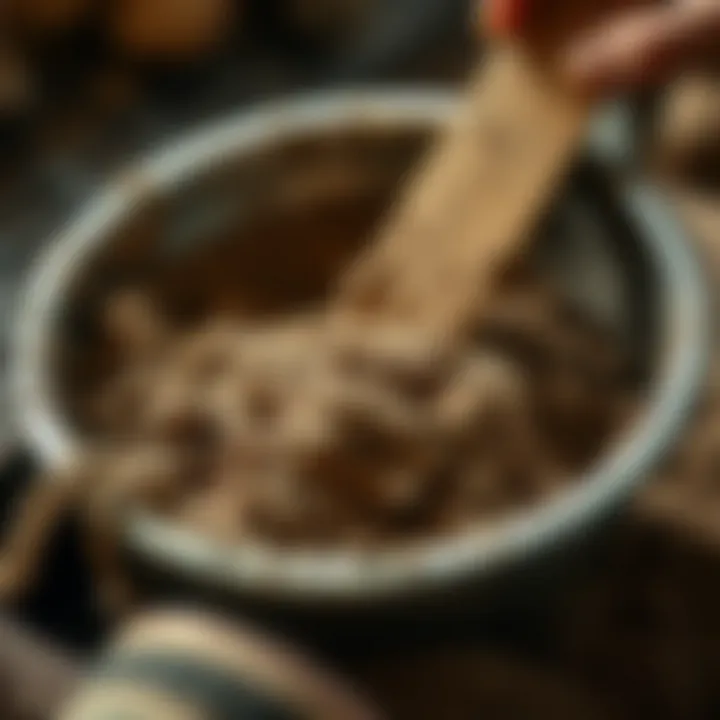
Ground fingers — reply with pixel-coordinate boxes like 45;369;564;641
482;1;720;94
565;2;720;93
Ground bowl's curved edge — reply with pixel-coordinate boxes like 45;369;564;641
10;90;711;604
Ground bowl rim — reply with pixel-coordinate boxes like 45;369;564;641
12;89;710;602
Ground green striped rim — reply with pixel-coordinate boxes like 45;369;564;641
91;651;305;720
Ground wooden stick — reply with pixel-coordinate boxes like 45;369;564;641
335;46;589;336
334;0;650;337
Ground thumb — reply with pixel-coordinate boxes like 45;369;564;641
565;2;720;94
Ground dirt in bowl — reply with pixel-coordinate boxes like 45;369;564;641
0;194;637;609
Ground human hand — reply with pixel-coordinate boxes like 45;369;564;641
484;0;720;94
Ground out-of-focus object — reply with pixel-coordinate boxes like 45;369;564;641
639;358;720;547
11;0;95;36
0;46;35;117
58;607;379;720
359;649;622;719
12;91;707;607
289;0;367;40
553;520;720;719
251;0;470;82
654;74;720;187
0;34;36;161
0;614;80;720
111;0;236;62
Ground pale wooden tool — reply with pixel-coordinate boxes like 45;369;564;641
58;609;380;720
334;0;647;336
335;48;589;335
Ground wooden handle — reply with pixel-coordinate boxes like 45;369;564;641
654;75;720;185
335;0;652;336
335;47;589;335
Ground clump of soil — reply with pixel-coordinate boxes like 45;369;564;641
0;196;636;608
68;197;635;546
